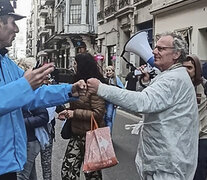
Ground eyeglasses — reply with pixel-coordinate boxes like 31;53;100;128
154;46;174;52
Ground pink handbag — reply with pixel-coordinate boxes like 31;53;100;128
83;114;118;173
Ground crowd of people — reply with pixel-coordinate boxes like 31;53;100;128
0;0;207;180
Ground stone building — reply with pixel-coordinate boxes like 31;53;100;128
96;0;207;79
26;0;207;79
26;0;98;69
151;0;207;62
96;0;153;79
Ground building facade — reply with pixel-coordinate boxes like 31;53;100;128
27;0;98;69
151;0;207;62
96;0;153;79
96;0;207;79
26;0;207;79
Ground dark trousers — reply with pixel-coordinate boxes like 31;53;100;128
0;172;17;180
194;139;207;180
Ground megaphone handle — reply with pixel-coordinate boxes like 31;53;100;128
121;55;136;70
120;50;125;57
134;66;153;76
134;69;142;76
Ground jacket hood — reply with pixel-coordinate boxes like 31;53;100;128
186;54;202;86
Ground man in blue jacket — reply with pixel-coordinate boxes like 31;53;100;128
0;1;86;179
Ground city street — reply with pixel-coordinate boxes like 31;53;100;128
36;109;142;180
1;0;206;179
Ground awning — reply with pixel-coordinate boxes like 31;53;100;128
37;51;48;57
44;49;56;53
37;49;56;57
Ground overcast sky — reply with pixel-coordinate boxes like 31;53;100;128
15;0;32;58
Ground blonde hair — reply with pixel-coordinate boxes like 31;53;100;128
105;65;115;72
105;65;117;85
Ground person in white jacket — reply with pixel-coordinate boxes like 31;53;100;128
87;32;198;180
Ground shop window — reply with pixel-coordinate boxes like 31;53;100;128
108;45;116;66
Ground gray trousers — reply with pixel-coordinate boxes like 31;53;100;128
17;140;40;180
40;137;53;180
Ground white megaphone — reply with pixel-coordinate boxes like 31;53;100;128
121;31;155;75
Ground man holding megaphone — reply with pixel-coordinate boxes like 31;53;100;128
87;32;198;180
120;31;156;76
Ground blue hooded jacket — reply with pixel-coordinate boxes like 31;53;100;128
0;52;75;175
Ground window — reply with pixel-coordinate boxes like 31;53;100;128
136;20;153;66
70;0;81;24
109;0;117;5
175;27;192;54
98;39;103;53
100;0;104;11
108;45;116;66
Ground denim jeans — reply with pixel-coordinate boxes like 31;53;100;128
104;102;116;133
17;140;40;180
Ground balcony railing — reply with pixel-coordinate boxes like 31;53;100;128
45;0;55;6
45;17;55;29
97;11;104;21
39;8;48;16
119;0;130;9
134;0;140;3
38;27;49;36
134;0;150;4
104;3;117;17
27;34;32;39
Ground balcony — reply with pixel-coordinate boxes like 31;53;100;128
97;10;104;22
38;27;49;36
134;0;151;5
104;3;117;18
45;0;55;6
45;17;55;29
27;34;32;39
116;0;133;18
119;0;130;9
134;0;140;3
39;7;48;16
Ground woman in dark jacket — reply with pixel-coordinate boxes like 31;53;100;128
58;53;106;180
17;108;49;180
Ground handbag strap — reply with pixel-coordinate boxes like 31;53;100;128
91;113;99;130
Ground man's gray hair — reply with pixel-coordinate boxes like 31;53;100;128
156;31;189;62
